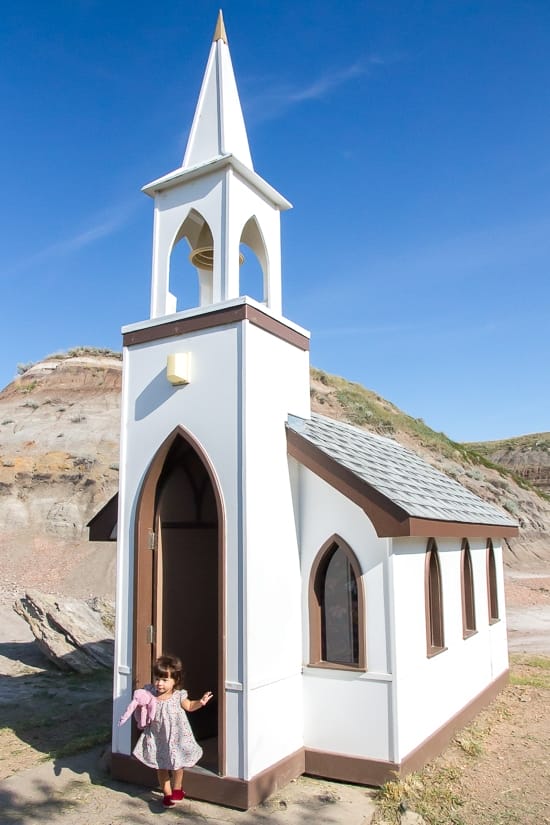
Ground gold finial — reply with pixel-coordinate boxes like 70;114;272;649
212;9;227;44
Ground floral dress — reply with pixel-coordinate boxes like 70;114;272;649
133;687;203;770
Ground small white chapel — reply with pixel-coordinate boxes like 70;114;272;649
92;11;518;809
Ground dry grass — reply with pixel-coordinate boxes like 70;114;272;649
372;654;550;825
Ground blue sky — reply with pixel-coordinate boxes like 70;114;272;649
1;1;549;442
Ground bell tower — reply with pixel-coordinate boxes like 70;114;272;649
145;10;290;317
113;11;311;807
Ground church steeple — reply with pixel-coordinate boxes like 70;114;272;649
143;13;291;319
183;10;253;170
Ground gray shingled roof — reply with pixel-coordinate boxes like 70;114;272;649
287;413;517;527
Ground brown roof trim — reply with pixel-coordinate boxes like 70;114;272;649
87;493;118;541
287;427;519;539
123;303;310;351
407;517;518;539
287;427;410;537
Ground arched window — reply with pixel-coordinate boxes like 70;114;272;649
486;539;499;623
425;538;445;656
309;536;366;670
461;540;477;638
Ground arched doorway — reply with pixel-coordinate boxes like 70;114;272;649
133;428;224;775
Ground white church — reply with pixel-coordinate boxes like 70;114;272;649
90;12;518;808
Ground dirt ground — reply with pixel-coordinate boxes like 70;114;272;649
0;574;549;824
447;573;550;825
407;654;550;825
370;573;550;825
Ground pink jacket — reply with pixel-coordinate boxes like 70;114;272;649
118;688;157;730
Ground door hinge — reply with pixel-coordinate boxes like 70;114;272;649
146;625;154;644
147;529;156;550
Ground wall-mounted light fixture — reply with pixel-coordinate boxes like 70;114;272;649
166;353;191;386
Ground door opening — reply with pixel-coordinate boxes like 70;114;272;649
135;431;222;775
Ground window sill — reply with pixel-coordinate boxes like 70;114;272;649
307;661;366;673
463;629;478;640
426;645;447;659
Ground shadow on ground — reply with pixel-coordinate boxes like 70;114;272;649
0;745;376;825
0;639;112;779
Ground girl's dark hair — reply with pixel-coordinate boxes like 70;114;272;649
153;655;183;688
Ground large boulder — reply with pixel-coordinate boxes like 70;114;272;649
14;590;114;672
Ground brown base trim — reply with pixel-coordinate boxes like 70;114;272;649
305;749;398;786
399;668;509;775
111;672;508;808
111;748;305;811
247;748;305;807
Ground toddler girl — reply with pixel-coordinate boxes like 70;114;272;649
132;654;213;808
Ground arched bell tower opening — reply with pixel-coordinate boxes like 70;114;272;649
239;216;269;304
134;428;225;775
169;209;218;311
167;209;270;311
168;236;201;311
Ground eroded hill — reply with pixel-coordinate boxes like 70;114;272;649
0;352;548;601
0;350;121;598
466;433;550;495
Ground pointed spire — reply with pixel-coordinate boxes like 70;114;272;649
182;12;253;170
212;9;227;43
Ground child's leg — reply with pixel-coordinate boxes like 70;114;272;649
171;768;186;800
172;768;184;790
157;769;172;797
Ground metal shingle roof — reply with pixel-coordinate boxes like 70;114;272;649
287;413;517;527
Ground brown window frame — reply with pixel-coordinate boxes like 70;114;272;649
425;538;446;657
460;539;477;639
308;535;366;671
486;539;500;624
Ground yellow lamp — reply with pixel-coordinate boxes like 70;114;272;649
166;353;191;385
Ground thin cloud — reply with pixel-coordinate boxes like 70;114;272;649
245;55;384;123
284;61;367;103
5;200;139;278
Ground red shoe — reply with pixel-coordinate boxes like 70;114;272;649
162;795;175;808
171;789;186;801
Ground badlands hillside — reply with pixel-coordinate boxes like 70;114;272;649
0;350;121;599
0;350;548;602
466;433;550;495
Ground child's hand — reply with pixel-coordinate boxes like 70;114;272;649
200;691;213;706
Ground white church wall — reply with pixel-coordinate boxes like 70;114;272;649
474;537;509;677
113;322;244;773
302;669;393;760
112;351;134;756
391;536;509;761
246;674;304;778
293;463;394;761
114;309;311;775
240;321;310;776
